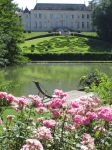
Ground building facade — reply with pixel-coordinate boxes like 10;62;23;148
21;3;93;32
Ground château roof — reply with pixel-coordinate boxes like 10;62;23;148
34;3;89;11
24;7;30;13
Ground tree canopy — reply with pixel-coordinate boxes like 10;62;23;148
92;0;112;42
0;0;24;66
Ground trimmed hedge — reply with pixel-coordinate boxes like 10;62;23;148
25;33;59;41
24;53;112;61
71;33;99;40
25;33;99;41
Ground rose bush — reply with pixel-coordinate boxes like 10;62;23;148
0;90;112;149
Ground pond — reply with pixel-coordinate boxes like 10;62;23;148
0;63;112;96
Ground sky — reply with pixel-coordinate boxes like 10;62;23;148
13;0;90;10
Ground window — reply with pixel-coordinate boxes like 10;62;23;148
77;22;80;29
61;15;63;19
26;14;28;18
82;14;84;19
87;22;90;28
71;22;74;28
44;22;47;27
44;15;47;19
35;22;37;29
35;14;37;18
72;15;74;19
50;14;53;19
82;22;84;28
87;14;89;19
39;22;42;28
39;13;42;19
77;15;80;18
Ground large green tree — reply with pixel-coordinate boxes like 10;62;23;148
0;0;23;66
92;0;112;42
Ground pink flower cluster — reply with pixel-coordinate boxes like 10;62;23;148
81;134;94;150
53;89;68;99
37;126;53;141
48;98;65;109
20;139;43;150
98;107;112;122
51;109;61;118
66;97;100;127
43;119;56;128
28;95;43;108
0;92;17;104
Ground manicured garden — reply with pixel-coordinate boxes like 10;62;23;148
20;36;112;54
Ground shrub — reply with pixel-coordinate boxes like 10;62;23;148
90;74;112;105
79;70;105;90
80;70;112;105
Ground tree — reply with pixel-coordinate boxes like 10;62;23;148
0;0;24;66
92;0;112;42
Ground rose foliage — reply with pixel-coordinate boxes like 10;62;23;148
0;89;112;150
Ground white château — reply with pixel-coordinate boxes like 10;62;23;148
20;3;93;32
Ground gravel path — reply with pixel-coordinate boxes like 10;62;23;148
66;90;93;103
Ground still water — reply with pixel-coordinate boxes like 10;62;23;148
0;63;112;96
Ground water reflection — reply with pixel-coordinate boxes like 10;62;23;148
0;63;112;96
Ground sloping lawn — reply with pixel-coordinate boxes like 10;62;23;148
20;36;112;54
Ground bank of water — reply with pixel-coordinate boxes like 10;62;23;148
0;63;112;96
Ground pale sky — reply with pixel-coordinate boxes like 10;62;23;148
13;0;90;10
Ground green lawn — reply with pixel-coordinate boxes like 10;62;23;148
20;36;112;54
81;32;98;37
23;32;49;39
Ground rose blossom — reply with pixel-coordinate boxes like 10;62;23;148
71;101;80;108
20;139;43;150
52;110;61;118
53;89;67;99
29;95;43;108
6;94;17;103
73;115;84;125
86;111;98;120
18;97;27;106
0;92;7;99
98;107;112;122
83;117;90;125
37;126;53;141
43;119;56;128
81;134;94;150
50;98;65;109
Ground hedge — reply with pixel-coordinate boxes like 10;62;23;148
25;33;59;41
24;53;112;61
25;33;99;41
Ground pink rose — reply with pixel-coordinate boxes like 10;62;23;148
43;119;56;128
37;126;53;141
